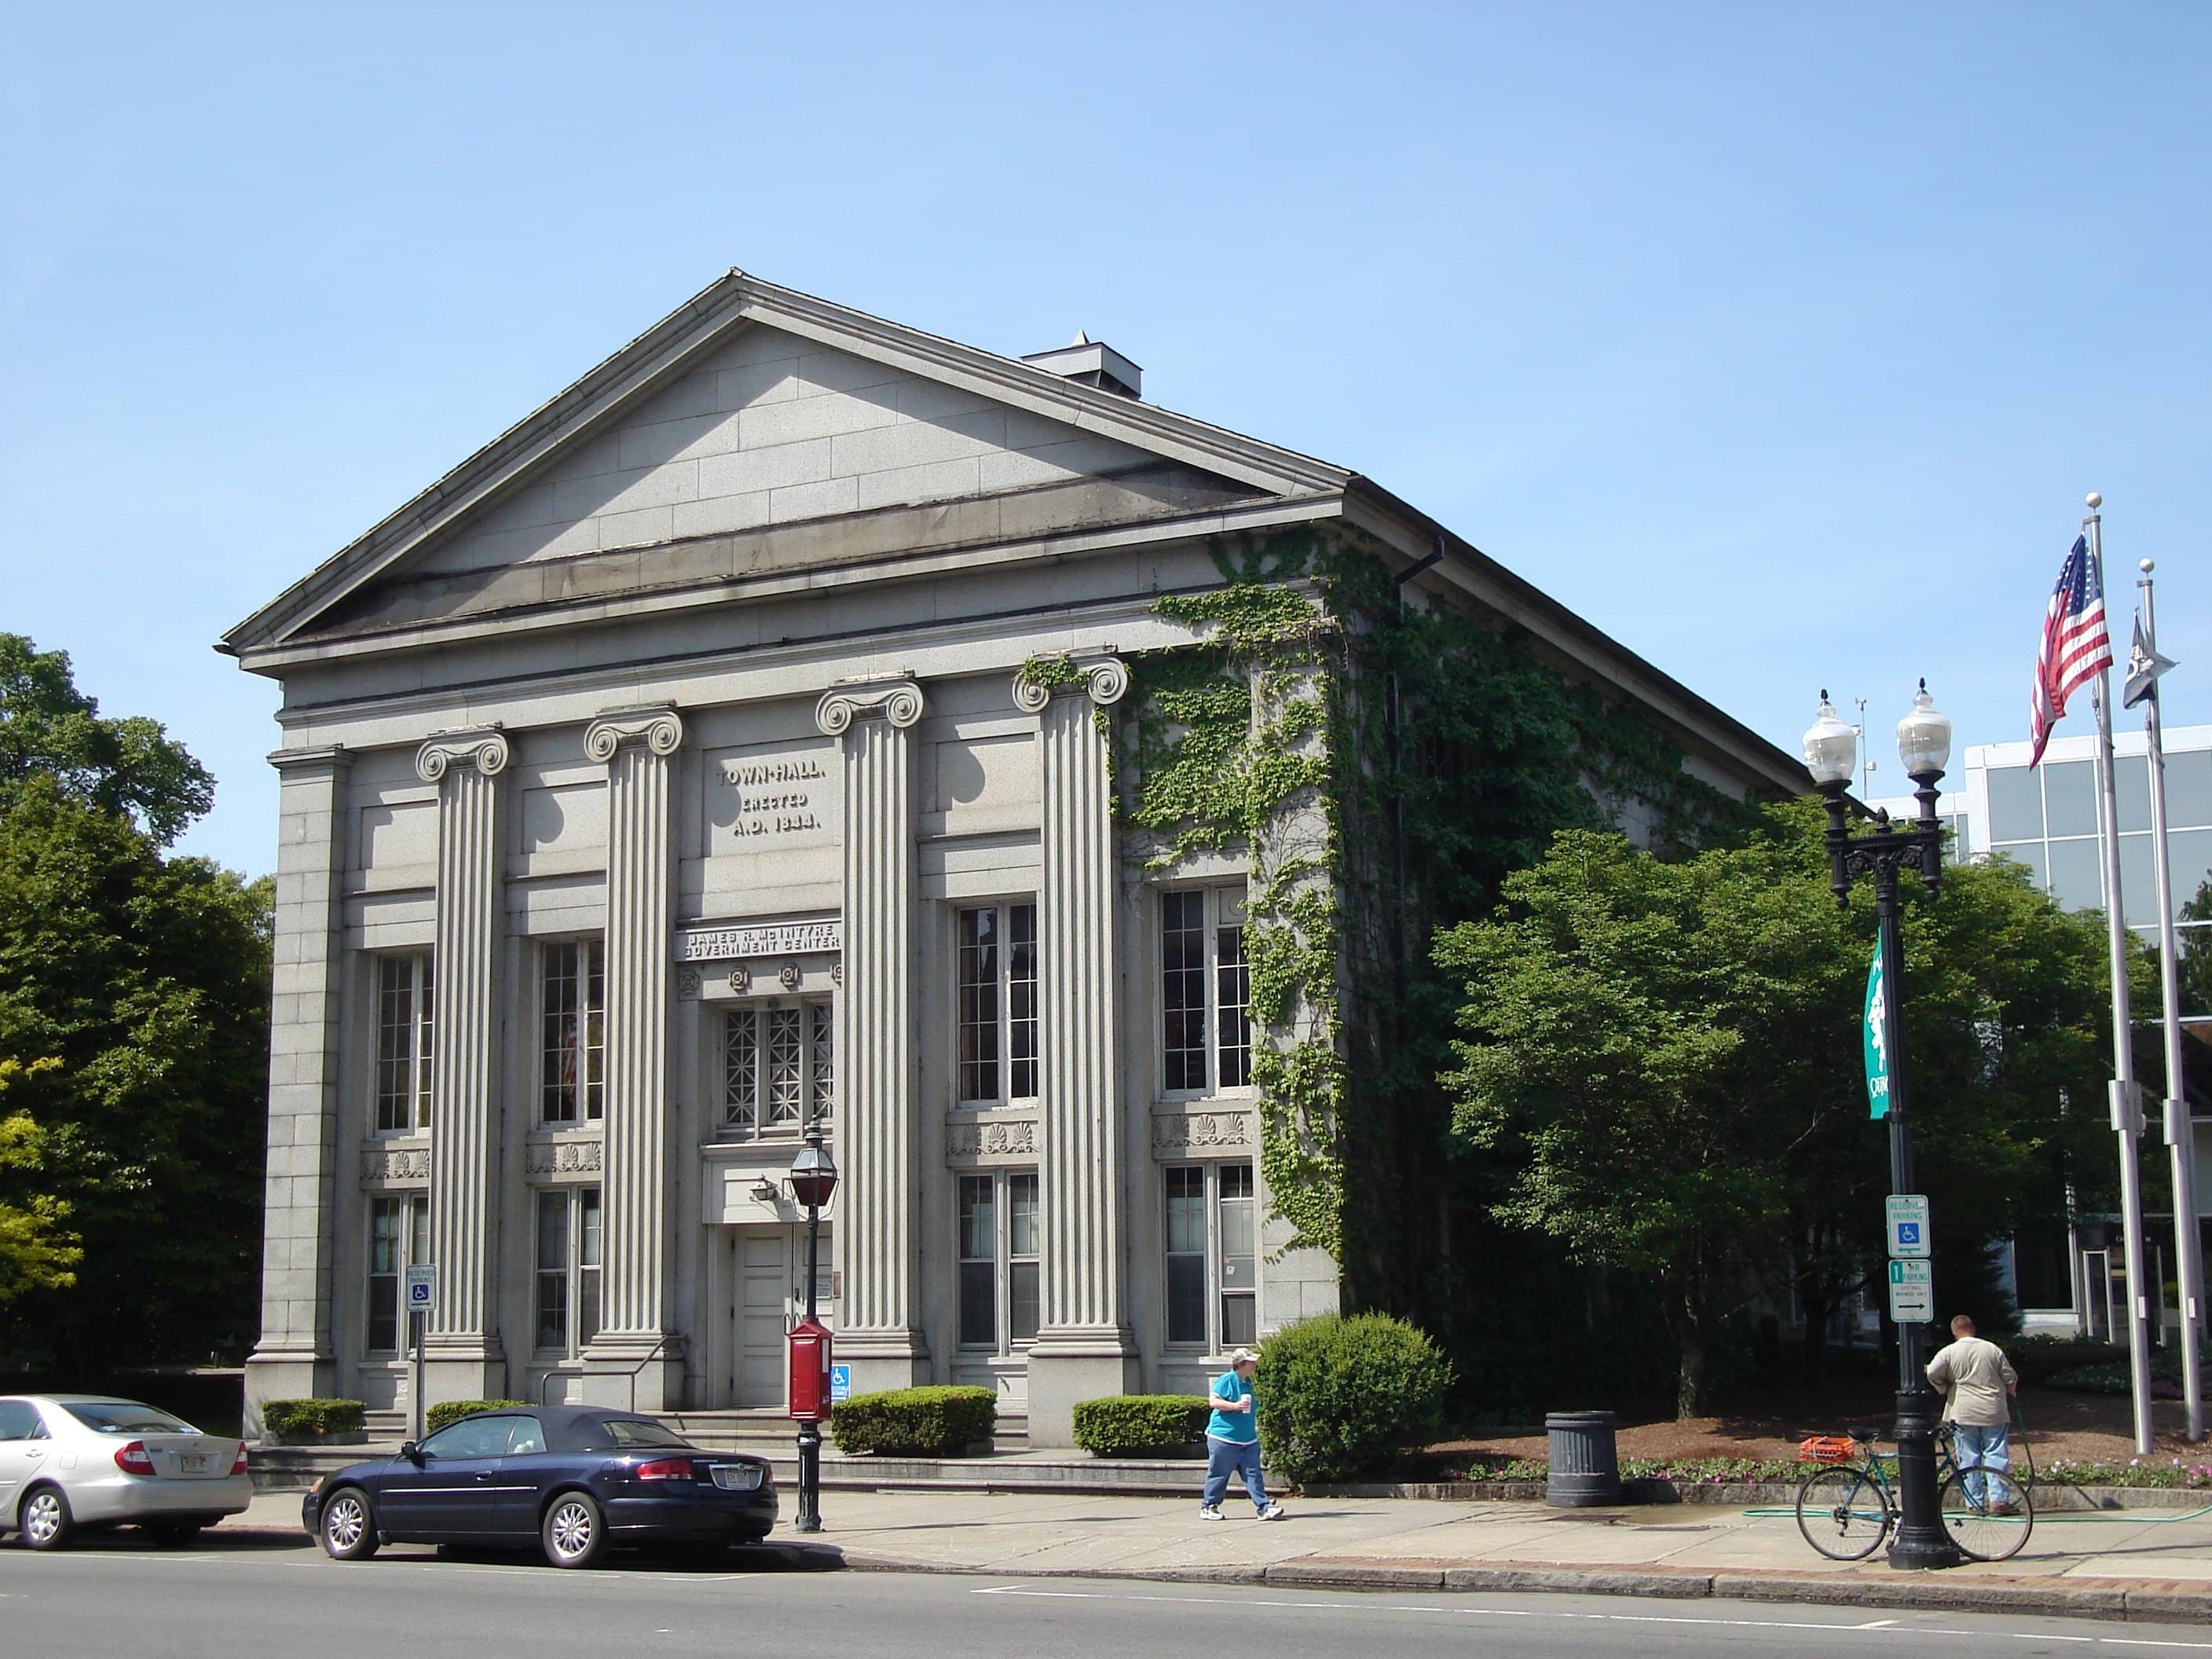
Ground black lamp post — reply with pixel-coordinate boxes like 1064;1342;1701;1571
1803;682;1961;1572
788;1123;838;1534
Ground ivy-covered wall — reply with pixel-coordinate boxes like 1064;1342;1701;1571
1102;526;1757;1366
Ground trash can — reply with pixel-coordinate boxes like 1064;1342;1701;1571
1544;1410;1622;1507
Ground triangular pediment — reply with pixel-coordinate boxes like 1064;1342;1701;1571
225;272;1348;657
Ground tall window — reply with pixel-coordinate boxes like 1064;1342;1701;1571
956;1170;1040;1353
534;1186;602;1356
1161;889;1249;1094
1163;1162;1256;1350
957;904;1037;1104
373;954;434;1133
366;1192;430;1354
541;939;604;1123
723;1002;835;1137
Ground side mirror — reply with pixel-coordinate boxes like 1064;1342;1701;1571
400;1441;423;1464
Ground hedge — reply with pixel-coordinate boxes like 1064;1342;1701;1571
426;1399;530;1434
828;1386;996;1456
261;1399;365;1441
1255;1313;1453;1483
1072;1395;1210;1456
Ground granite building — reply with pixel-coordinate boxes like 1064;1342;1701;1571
222;272;1805;1445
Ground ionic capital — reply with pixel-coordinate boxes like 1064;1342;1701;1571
815;677;925;737
1012;654;1130;714
584;707;685;763
415;727;510;783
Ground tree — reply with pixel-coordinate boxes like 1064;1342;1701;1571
0;634;212;846
0;640;271;1370
1436;800;2115;1418
0;1057;80;1305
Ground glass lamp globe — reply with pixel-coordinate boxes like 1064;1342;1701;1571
789;1130;839;1210
1801;693;1859;788
1895;679;1952;781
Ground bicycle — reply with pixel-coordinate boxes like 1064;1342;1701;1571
1794;1422;2034;1562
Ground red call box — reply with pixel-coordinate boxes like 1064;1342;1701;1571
788;1317;833;1422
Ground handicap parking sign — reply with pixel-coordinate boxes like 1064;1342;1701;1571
405;1263;436;1311
829;1364;851;1404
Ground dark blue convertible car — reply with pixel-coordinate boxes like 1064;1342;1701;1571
302;1405;776;1568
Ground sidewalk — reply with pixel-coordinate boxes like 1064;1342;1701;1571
235;1487;2212;1624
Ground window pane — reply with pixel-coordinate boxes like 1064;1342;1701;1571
958;1262;997;1348
1993;841;2046;893
375;956;418;1134
536;1190;569;1352
1983;764;2043;841
368;1197;400;1353
584;940;605;1120
1009;1261;1040;1343
408;1196;430;1268
417;954;435;1129
2048;837;2106;914
1166;1254;1207;1346
2167;750;2212;830
2116;754;2152;833
1008;904;1038;1100
2121;834;2159;928
1219;1162;1254;1201
1162;892;1207;1091
1221;1292;1257;1346
2171;830;2212;922
958;908;999;1102
1007;1171;1039;1258
1216;913;1251;1090
723;1011;758;1133
958;1175;994;1261
1165;1166;1206;1254
2045;760;2099;838
767;1006;804;1127
810;1002;834;1122
542;943;580;1122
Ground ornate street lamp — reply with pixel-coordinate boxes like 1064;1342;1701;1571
788;1124;837;1534
1804;682;1961;1571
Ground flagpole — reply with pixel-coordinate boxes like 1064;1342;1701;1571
2139;555;2204;1441
2088;494;2157;1457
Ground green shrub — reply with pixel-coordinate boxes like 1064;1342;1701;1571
829;1386;996;1455
1255;1313;1453;1483
261;1399;365;1441
425;1399;530;1434
1072;1395;1210;1456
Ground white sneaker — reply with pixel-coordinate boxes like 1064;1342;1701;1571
1258;1503;1288;1521
1198;1504;1225;1521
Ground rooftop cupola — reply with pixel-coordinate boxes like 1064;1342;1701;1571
1020;331;1141;399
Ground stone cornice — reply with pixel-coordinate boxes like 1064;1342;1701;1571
267;745;352;775
1012;654;1129;714
815;677;925;736
584;706;684;762
414;727;510;783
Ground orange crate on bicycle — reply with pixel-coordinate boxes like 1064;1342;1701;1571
1797;1434;1857;1464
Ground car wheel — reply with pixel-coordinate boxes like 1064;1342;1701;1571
20;1485;75;1551
541;1492;606;1569
319;1487;380;1561
141;1521;204;1547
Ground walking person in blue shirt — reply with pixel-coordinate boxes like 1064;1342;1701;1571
1199;1348;1287;1521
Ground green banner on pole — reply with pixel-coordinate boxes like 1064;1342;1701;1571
1864;939;1890;1119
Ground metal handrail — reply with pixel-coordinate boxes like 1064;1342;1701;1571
535;1334;674;1412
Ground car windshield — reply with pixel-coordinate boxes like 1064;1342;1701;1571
59;1401;197;1435
600;1418;688;1448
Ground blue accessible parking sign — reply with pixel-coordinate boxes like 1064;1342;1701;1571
829;1364;851;1404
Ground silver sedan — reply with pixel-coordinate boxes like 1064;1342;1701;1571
0;1395;253;1550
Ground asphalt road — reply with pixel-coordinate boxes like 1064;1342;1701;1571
5;1534;2212;1659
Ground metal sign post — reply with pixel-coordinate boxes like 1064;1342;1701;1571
405;1264;435;1445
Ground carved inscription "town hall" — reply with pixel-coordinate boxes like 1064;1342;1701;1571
721;754;827;837
707;738;838;855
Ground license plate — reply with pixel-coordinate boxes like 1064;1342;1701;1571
178;1454;207;1472
710;1466;760;1492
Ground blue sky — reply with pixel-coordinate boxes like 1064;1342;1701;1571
5;2;2207;873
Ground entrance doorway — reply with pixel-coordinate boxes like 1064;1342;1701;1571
725;1221;835;1408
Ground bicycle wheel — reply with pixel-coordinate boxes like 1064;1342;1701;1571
1939;1466;2033;1562
1796;1464;1892;1561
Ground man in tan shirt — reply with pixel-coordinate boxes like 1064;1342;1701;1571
1926;1314;2020;1505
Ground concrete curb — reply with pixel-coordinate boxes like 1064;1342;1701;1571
839;1552;2212;1625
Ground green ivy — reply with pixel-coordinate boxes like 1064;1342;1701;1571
1120;528;1753;1303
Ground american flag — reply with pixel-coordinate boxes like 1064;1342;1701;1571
2029;533;2113;767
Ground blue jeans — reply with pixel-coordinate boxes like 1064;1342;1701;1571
1952;1422;2010;1504
1203;1436;1269;1512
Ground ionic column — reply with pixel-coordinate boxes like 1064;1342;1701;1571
1016;657;1137;1446
416;728;509;1398
815;677;928;1390
583;708;684;1404
244;745;350;1437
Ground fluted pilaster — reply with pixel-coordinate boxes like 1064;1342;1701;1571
416;729;508;1362
1016;659;1133;1345
816;678;926;1373
586;708;683;1348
